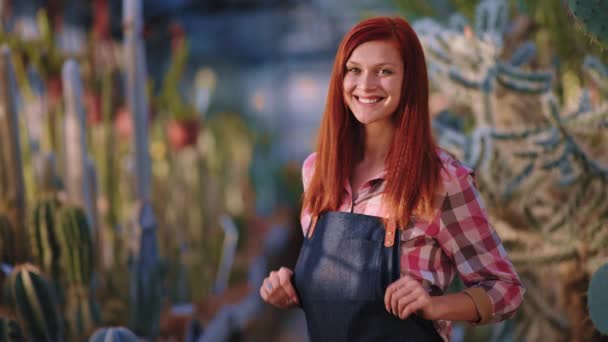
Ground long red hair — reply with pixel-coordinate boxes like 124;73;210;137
302;16;443;228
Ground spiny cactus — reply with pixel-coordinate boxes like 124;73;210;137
5;263;63;341
56;206;93;286
588;262;608;335
89;326;138;342
0;317;23;342
29;196;62;282
565;0;608;48
55;205;99;340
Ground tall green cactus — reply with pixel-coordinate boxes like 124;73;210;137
29;196;62;282
55;205;99;340
0;45;28;263
0;317;23;342
56;206;93;286
5;263;63;341
89;326;138;342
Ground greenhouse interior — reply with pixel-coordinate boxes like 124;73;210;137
0;0;607;341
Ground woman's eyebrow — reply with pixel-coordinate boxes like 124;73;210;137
345;61;398;68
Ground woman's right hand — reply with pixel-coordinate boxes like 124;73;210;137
259;267;300;309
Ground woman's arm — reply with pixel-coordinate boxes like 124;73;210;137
385;275;482;321
434;169;525;324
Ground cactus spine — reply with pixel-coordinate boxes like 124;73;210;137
5;264;63;341
88;326;138;342
0;317;23;342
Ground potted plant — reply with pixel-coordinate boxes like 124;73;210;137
156;23;201;151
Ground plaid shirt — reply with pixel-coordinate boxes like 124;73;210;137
300;149;524;342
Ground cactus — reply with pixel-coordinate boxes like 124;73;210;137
56;206;93;287
55;205;99;339
62;59;97;235
5;263;63;341
565;0;608;48
64;285;100;341
0;46;28;263
29;196;62;281
0;317;23;342
128;201;162;338
588;263;608;335
88;326;138;342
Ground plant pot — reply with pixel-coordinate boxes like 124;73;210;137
167;119;200;151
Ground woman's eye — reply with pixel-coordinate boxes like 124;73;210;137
378;69;393;75
346;67;360;73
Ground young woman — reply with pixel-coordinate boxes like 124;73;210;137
259;16;524;341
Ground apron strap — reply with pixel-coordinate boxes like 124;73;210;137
384;218;397;247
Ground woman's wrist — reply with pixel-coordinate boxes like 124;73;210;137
425;293;480;322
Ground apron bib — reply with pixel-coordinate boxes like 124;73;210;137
293;211;442;342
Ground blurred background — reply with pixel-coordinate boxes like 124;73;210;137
0;0;607;341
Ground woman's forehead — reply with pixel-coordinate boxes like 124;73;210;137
346;41;402;66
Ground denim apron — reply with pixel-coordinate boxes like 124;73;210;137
293;211;442;341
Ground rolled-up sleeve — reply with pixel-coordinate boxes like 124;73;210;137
436;169;525;324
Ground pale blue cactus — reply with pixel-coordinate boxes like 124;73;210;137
122;0;162;338
62;59;98;234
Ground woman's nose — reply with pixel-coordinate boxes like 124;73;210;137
358;71;378;90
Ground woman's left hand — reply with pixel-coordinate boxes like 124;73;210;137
384;275;437;320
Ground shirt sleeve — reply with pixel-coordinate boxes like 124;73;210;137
300;152;317;235
436;166;525;324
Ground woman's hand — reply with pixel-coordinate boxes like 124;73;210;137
259;267;300;309
384;275;437;320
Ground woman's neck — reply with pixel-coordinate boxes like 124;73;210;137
361;120;395;165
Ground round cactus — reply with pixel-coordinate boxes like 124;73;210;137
89;326;138;342
5;263;64;341
0;317;24;342
588;262;608;334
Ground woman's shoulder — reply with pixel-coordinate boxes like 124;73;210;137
437;148;475;195
302;152;317;190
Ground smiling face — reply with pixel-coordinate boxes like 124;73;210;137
343;40;404;128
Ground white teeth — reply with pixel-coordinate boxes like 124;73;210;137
358;97;380;104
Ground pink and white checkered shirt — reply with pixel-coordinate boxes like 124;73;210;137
300;149;524;342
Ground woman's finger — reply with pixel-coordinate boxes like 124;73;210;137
277;268;299;304
399;296;428;320
389;279;418;314
396;289;425;319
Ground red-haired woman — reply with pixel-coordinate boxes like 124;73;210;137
259;16;524;341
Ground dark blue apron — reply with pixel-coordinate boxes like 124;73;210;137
293;211;443;341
